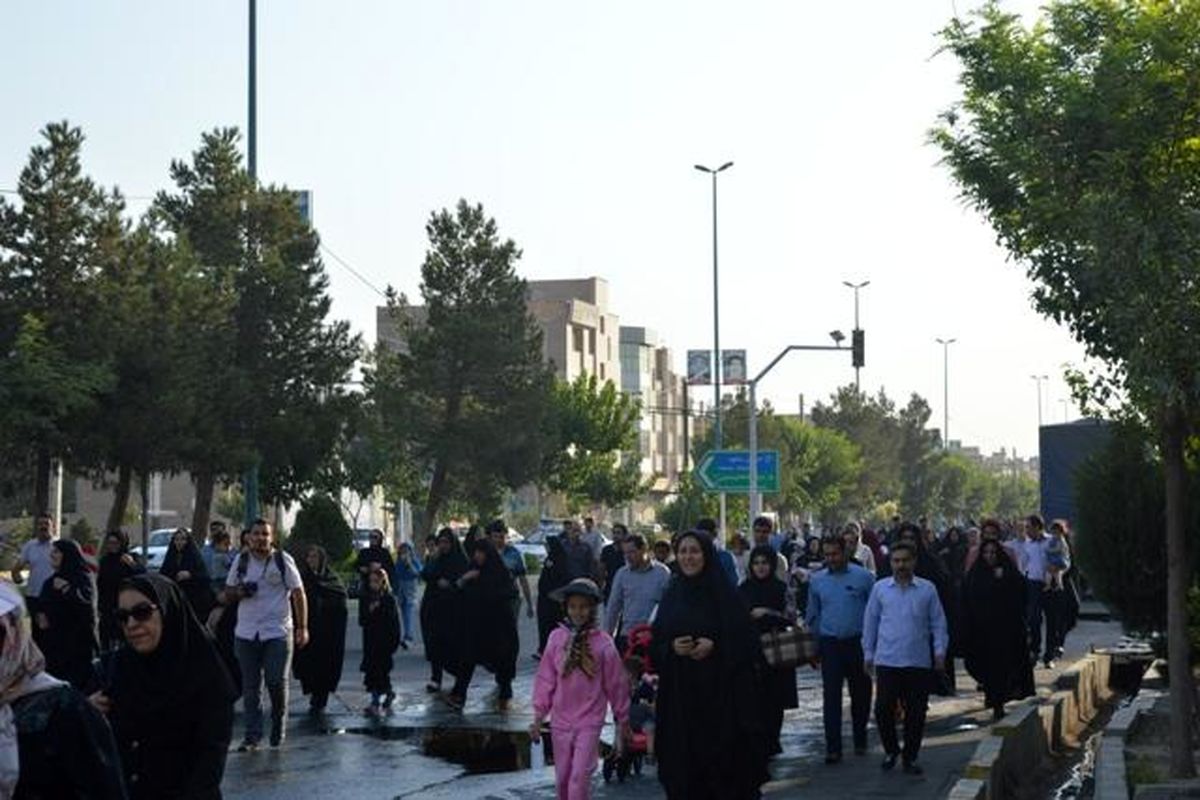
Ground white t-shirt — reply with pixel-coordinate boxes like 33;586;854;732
19;539;55;598
581;529;605;560
226;549;303;642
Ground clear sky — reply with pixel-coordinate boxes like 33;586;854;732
1;0;1082;457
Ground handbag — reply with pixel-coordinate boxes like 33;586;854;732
760;623;817;669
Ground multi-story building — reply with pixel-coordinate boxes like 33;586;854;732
526;278;620;386
619;326;690;503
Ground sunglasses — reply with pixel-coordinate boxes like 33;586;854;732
115;603;158;627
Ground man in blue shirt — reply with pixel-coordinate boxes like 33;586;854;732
806;535;875;764
862;540;949;775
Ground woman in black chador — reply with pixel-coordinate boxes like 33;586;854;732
359;568;401;717
535;535;570;658
292;545;348;716
161;528;216;619
652;530;770;799
97;530;144;651
738;544;799;757
446;538;519;711
37;539;99;689
420;528;468;693
963;539;1034;720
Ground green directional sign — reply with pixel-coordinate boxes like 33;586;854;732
696;450;780;493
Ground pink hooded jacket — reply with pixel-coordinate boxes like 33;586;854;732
533;626;630;731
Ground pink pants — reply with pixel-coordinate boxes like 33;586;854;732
551;725;601;800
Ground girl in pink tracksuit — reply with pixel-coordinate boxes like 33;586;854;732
530;578;630;800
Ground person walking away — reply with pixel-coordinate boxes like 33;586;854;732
90;573;237;798
536;536;571;659
738;545;799;757
651;531;770;799
292;545;347;718
580;517;605;563
862;541;948;775
161;528;216;619
599;524;629;603
841;522;876;576
36;539;98;689
98;530;144;651
420;528;467;693
562;521;600;582
806;535;875;764
355;530;395;592
0;581;127;799
488;520;535;623
1016;514;1057;667
447;539;520;711
223;519;308;750
12;515;56;653
392;542;422;650
360;568;401;717
603;534;670;653
530;578;630;800
963;540;1033;720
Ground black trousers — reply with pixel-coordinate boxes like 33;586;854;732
820;637;872;755
451;662;513;701
874;666;931;764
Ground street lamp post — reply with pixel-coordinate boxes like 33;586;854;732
843;280;870;390
748;338;846;519
1031;374;1049;429
936;338;957;450
242;0;260;528
695;161;733;536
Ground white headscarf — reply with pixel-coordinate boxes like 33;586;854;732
0;581;65;799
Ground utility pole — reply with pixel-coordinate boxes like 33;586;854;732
936;338;957;450
843;280;870;390
695;161;733;537
243;0;260;528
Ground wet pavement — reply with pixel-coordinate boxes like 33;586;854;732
220;595;1123;799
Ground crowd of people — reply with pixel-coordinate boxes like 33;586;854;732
0;508;1080;799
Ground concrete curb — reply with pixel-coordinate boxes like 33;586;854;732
946;652;1116;800
1091;662;1165;800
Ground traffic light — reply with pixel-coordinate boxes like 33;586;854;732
852;329;865;368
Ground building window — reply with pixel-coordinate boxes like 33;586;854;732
588;329;596;355
600;364;606;381
573;326;584;353
600;317;606;335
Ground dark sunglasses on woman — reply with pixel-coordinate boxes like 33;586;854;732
115;603;157;626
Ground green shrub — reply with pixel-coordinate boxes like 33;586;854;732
289;494;353;563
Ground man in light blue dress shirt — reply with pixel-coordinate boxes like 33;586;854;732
862;540;948;775
806;535;875;764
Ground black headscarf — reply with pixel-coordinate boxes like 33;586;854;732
98;531;142;613
539;536;570;592
107;573;236;712
300;546;348;601
424;528;468;583
51;540;94;600
465;538;512;596
161;531;209;582
738;544;787;614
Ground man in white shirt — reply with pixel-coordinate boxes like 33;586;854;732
1017;514;1056;667
862;541;948;776
224;519;308;750
13;515;56;603
580;516;605;561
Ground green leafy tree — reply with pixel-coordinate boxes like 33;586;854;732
541;373;644;512
0;121;123;513
154;129;360;535
933;1;1200;773
811;387;904;511
369;200;553;533
288;493;354;564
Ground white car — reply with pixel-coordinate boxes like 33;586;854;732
137;529;177;571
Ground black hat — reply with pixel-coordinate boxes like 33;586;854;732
549;578;602;604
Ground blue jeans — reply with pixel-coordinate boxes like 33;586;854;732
819;636;872;755
235;636;293;743
395;580;417;642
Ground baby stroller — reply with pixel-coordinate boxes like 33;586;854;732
602;624;655;783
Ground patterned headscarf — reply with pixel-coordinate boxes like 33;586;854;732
0;581;65;796
561;601;599;679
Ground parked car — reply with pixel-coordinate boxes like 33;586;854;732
138;528;176;572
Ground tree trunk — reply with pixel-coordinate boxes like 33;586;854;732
1163;401;1196;779
423;460;448;539
191;469;216;542
33;447;52;517
106;463;133;533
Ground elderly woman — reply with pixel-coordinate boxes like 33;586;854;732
652;531;770;799
91;573;237;798
0;581;126;798
37;539;99;689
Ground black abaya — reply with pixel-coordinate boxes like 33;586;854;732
963;551;1035;712
420;532;468;680
293;550;348;709
452;540;519;700
738;549;798;756
161;538;216;619
39;540;98;689
97;532;144;650
360;589;401;696
652;533;770;800
536;537;570;654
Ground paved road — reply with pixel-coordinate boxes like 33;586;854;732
220;593;1123;799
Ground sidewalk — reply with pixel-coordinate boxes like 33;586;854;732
221;602;1124;799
